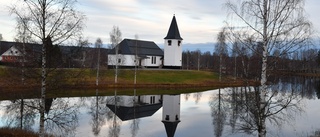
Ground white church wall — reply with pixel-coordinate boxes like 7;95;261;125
108;54;162;67
108;54;135;66
143;55;163;67
106;95;162;107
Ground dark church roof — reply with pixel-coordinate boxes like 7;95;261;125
109;39;164;56
164;15;183;40
107;103;162;121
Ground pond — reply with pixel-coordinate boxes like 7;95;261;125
0;77;320;137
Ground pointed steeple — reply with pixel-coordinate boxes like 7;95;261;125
162;121;180;137
164;15;183;40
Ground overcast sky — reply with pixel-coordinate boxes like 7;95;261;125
0;0;319;46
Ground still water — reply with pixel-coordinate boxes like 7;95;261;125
1;77;320;137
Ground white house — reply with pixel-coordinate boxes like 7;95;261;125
0;41;42;65
108;39;164;68
0;45;23;62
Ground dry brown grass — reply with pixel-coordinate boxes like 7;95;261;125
0;127;53;137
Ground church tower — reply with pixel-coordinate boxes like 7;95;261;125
164;15;183;69
162;95;181;137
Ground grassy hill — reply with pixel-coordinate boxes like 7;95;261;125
0;67;259;100
0;67;256;90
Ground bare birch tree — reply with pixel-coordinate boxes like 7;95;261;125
95;38;102;86
215;28;228;81
10;0;85;136
134;34;139;85
225;0;312;136
109;26;122;84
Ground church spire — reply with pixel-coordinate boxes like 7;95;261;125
164;15;183;40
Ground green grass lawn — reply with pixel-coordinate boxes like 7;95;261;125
0;67;259;100
0;67;222;86
86;69;219;84
136;70;217;84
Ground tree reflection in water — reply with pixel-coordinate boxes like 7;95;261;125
184;93;191;101
193;92;202;104
209;83;304;137
209;88;227;137
130;89;140;137
107;89;122;137
87;89;108;136
43;98;81;136
3;97;37;130
2;96;81;136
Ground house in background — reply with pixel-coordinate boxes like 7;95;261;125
108;39;164;68
0;41;109;68
0;44;23;63
0;41;41;65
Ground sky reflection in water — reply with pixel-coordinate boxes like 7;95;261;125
75;88;320;137
1;78;320;137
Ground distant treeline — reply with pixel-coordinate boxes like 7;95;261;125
182;48;319;79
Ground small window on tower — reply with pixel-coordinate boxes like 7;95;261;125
165;115;170;120
178;41;181;46
168;40;172;46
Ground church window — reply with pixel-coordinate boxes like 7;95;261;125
151;56;156;64
118;58;121;64
178;41;181;46
168;40;172;46
150;96;156;104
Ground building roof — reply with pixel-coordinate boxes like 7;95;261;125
0;41;14;55
164;15;183;40
0;41;42;55
106;103;162;121
1;41;109;57
109;39;164;56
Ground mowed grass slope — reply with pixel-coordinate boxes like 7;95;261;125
0;67;221;88
137;70;217;84
82;69;219;84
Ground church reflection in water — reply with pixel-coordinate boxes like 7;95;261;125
106;92;181;137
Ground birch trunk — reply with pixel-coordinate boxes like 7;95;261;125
258;1;269;136
96;42;101;86
39;1;47;136
40;42;46;137
115;45;118;84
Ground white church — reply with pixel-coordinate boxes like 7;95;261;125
108;15;183;69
